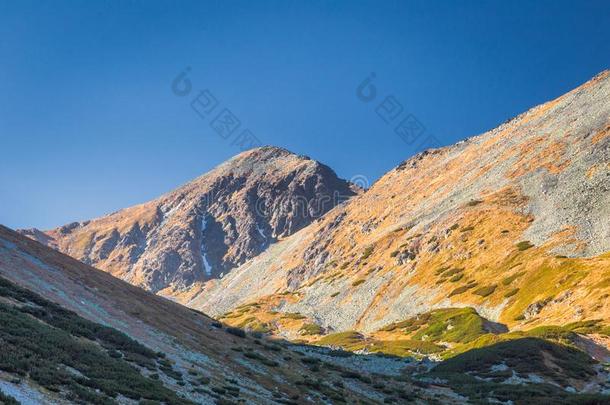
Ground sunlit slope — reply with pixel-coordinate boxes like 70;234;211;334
191;71;610;336
20;147;358;293
1;225;434;404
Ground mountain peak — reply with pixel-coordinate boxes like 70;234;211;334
191;70;610;341
236;145;297;158
220;146;320;175
22;148;358;293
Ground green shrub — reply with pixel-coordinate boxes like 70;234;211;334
362;246;374;260
351;279;366;287
299;323;323;335
262;343;281;352
159;363;183;381
449;284;476;297
243;351;278;367
0;276;192;405
504;288;519;298
473;285;497;297
432;337;596;386
226;327;246;338
340;370;362;379
328;349;353;357
444;268;464;277
516;241;534;251
412;308;488;344
564;320;604;334
317;331;364;349
501;272;524;285
300;357;320;366
281;312;306;320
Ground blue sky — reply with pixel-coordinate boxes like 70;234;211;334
1;0;609;230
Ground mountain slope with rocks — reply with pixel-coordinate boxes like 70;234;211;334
4;225;608;404
9;70;610;404
3;225;470;404
187;71;610;341
20;147;358;294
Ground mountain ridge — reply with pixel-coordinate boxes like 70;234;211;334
185;70;610;336
5;224;609;403
7;69;610;404
18;70;610;338
3;224;456;404
20;146;359;293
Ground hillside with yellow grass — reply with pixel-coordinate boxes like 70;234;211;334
187;71;610;358
16;70;610;402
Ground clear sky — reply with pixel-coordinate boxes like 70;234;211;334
1;0;609;230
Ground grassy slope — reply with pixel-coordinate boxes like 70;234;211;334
310;308;610;403
429;337;606;405
0;276;190;405
237;305;609;403
3;226;469;404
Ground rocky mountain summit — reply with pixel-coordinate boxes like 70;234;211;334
21;147;358;293
187;71;610;337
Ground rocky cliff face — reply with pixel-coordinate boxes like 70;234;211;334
21;147;358;293
187;71;610;336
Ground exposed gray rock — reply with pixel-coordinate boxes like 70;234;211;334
20;147;359;292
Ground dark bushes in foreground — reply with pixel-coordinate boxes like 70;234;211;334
0;276;192;405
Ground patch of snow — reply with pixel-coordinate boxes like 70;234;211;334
256;224;266;240
202;254;212;276
159;199;185;228
200;216;213;276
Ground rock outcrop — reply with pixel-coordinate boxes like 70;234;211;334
21;147;358;292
